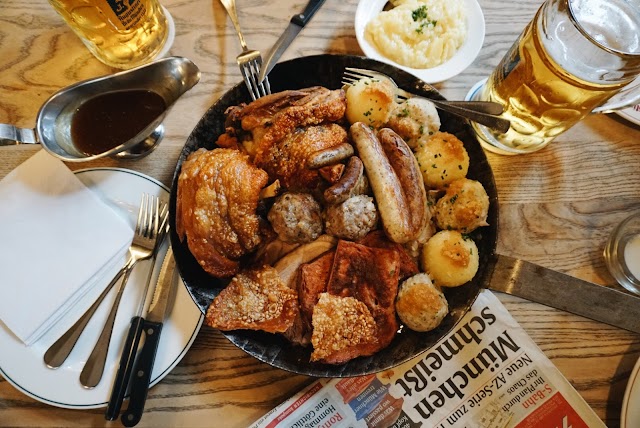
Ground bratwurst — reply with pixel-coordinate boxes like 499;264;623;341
350;123;428;243
378;128;428;238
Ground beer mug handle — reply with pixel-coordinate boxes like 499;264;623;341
593;77;640;113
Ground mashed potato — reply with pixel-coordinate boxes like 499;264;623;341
365;0;467;69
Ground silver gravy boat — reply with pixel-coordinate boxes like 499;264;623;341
0;56;201;161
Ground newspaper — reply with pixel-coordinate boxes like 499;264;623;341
250;290;605;428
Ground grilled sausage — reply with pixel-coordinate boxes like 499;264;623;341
307;142;354;169
350;122;412;243
324;156;364;205
377;128;428;237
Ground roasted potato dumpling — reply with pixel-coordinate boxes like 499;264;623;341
434;178;490;233
414;131;469;189
421;230;479;287
345;77;397;128
396;273;448;332
387;98;441;149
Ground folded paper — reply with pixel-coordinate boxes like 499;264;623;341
0;150;132;345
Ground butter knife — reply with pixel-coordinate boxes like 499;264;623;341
258;0;326;83
488;254;640;334
120;247;179;427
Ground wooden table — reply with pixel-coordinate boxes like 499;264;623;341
1;0;639;426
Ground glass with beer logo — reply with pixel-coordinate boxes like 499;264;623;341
47;0;174;69
468;0;640;155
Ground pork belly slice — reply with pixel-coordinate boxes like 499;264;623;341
326;240;401;353
358;230;420;280
283;251;335;346
310;293;379;364
205;265;298;333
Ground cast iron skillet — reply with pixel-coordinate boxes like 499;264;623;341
169;54;499;378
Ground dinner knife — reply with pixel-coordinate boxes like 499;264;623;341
257;0;326;83
488;254;640;334
105;212;169;421
120;247;179;427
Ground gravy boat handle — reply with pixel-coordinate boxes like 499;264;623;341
0;124;37;145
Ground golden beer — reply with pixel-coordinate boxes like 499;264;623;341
48;0;170;69
471;0;640;155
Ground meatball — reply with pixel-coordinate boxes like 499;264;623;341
387;98;441;149
414;131;469;189
267;192;323;244
421;230;479;287
396;273;448;332
324;195;378;241
434;178;490;233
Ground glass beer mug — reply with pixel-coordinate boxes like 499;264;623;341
48;0;174;69
469;0;640;155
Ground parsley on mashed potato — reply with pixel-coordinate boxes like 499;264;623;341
365;0;467;69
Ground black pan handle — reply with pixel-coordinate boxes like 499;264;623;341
120;320;163;427
105;316;145;420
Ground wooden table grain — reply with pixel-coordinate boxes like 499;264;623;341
1;0;639;426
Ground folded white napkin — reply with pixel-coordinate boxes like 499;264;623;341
0;150;133;346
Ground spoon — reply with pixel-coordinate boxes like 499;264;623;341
0;56;200;161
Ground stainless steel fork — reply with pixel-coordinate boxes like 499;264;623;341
79;194;168;388
220;0;271;100
343;67;511;133
43;202;168;369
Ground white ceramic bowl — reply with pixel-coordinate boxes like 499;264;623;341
354;0;485;83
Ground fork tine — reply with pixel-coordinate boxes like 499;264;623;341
135;194;146;236
262;75;271;96
342;77;359;86
249;59;270;97
151;196;159;239
241;59;271;100
149;195;162;239
345;67;378;79
240;65;258;101
343;71;382;84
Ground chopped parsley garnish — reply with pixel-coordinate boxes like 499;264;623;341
412;5;438;33
397;108;410;117
412;5;429;21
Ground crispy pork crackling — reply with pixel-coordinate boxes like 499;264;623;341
176;148;269;278
205;265;298;333
219;87;348;192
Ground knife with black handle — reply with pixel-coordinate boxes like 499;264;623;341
105;215;169;421
105;315;145;420
121;248;179;427
258;0;326;83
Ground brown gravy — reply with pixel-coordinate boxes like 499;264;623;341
71;89;166;155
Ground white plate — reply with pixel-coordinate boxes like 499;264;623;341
622;356;640;428
616;104;640;126
0;167;203;409
354;0;485;83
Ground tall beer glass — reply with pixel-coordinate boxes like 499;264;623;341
48;0;173;69
469;0;640;155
